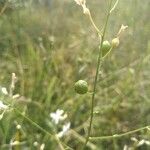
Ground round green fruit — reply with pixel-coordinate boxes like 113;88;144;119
101;40;111;57
74;80;88;94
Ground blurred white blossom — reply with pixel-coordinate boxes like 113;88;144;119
137;139;150;147
123;145;128;150
40;143;45;150
10;140;20;146
16;124;21;130
0;101;9;120
50;109;67;124
12;94;20;99
1;87;8;95
57;122;71;138
33;141;39;147
0;101;8;110
130;137;150;148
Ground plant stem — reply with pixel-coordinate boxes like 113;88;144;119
88;11;102;35
82;1;113;149
89;125;150;140
14;108;67;150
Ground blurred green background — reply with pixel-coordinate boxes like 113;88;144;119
0;0;150;149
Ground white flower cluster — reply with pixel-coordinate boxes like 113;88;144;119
50;109;71;138
50;109;67;124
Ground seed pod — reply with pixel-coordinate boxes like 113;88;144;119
111;37;120;48
101;40;111;57
74;80;88;94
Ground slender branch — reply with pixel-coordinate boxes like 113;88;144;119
88;11;102;36
90;125;150;141
14;108;66;150
110;0;119;13
82;1;113;149
70;129;97;149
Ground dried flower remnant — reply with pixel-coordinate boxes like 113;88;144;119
74;0;101;37
111;24;128;48
74;0;90;15
74;0;85;5
111;37;120;48
50;109;67;124
117;24;128;38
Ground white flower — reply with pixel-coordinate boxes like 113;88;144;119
1;87;8;95
0;101;8;110
50;109;67;124
57;122;71;138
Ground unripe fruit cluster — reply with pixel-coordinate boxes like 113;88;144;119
101;38;120;57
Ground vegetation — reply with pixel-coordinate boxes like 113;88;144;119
0;0;150;149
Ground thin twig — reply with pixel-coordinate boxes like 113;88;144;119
88;11;102;36
90;125;150;140
110;0;119;13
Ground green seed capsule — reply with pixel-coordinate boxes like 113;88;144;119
74;80;88;94
101;40;111;57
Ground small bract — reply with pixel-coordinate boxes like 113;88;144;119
74;80;88;94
